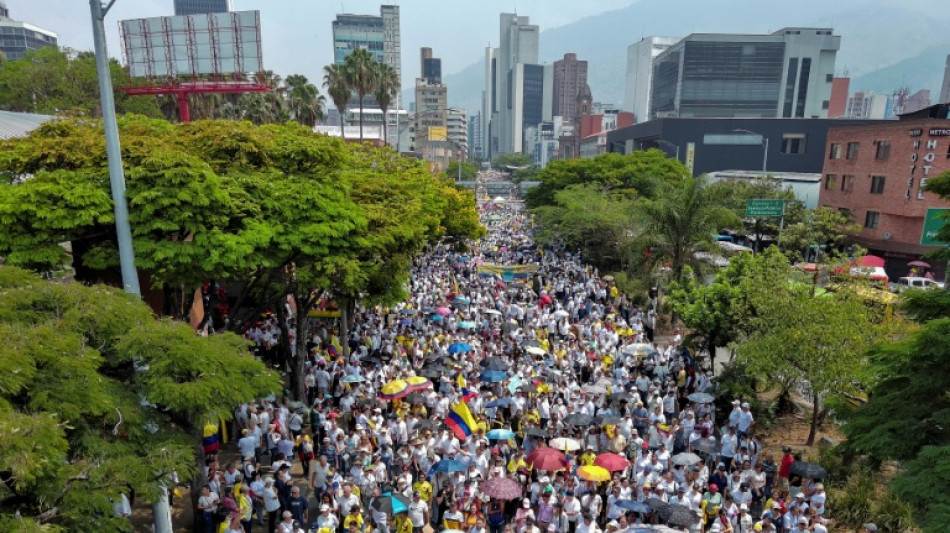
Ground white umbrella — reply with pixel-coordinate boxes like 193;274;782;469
493;196;506;204
549;437;581;452
552;310;569;319
526;346;546;356
484;309;502;315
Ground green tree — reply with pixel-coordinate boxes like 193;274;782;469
0;267;279;531
323;63;350;138
0;47;161;117
371;62;400;146
284;74;325;127
705;178;804;251
525;149;686;209
637;173;740;284
777;205;861;263
343;49;377;142
446;160;478;182
491;152;533;171
736;248;876;445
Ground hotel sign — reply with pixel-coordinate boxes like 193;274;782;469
909;128;950;137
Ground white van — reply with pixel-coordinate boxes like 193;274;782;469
889;276;945;293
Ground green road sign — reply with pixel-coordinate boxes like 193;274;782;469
745;199;785;218
921;208;950;246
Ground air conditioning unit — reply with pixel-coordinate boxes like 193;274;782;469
883;232;892;240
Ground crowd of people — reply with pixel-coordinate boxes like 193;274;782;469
200;177;846;533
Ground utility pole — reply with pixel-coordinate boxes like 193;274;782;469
90;6;170;531
90;0;141;297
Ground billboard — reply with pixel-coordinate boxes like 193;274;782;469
120;10;263;79
427;126;448;141
921;208;949;246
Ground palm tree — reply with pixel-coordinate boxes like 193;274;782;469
371;62;400;147
342;48;378;142
638;174;741;284
284;74;325;128
323;63;350;139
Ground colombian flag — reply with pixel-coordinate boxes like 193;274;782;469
445;401;478;440
202;422;220;454
458;374;478;402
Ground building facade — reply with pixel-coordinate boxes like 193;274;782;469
846;91;893;119
829;77;850;118
332;5;401;110
469;110;483;161
414;79;447;148
0;2;57;61
651;28;840;120
174;0;232;16
818;104;950;279
447;108;468;157
607;117;878;176
623;36;678;122
552;53;588;122
420;47;441;84
483;13;548;157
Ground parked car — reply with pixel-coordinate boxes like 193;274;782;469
889;276;945;293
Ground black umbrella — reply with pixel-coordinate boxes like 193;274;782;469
414;419;441;431
405;393;427;405
789;461;828;480
480;357;508;369
520;383;537;394
369;493;410;514
594;414;622;426
608;392;633;402
419;368;443;379
659;504;700;527
564;414;593;426
691;438;718;455
646;497;668;512
362;356;382;366
523;427;548;438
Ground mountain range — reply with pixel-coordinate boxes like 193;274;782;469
436;0;950;115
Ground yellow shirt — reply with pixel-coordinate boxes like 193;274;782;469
581;452;597;466
344;513;364;532
507;457;528;473
394;515;413;533
413;481;433;502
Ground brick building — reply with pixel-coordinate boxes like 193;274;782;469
552;53;589;123
819;104;950;279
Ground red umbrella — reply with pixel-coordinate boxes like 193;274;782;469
594;453;629;472
526;447;569;471
855;255;886;268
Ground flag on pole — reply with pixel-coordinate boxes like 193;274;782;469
458;374;478;402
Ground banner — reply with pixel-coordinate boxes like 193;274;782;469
476;263;539;281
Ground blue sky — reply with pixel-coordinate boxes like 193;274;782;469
12;0;631;87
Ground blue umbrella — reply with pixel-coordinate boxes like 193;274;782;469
341;374;365;383
430;314;444;321
480;370;508;383
432;459;467;474
485;397;512;408
453;296;471;304
616;500;653;513
487;429;515;440
399;318;413;326
448;343;473;354
457;255;470;262
458;321;477;330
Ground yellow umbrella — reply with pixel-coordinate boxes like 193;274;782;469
577;465;612;482
379;379;410;401
406;376;432;391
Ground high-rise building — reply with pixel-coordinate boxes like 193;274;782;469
332;5;401;109
650;28;840;120
420;47;441;84
0;1;57;61
174;0;232;16
940;55;950;105
482;13;552;157
414;79;447;147
469;110;483;160
447;108;469;157
845;91;892;119
552;53;588;122
623;37;678;122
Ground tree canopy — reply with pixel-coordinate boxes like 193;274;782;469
0;267;279;531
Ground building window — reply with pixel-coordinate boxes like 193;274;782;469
875;141;891;160
829;143;842;159
826;73;834;83
870;175;886;194
864;210;880;229
822;100;830;109
841;175;854;192
825;174;838;190
846;142;860;160
781;134;806;154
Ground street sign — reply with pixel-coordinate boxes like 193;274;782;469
745;199;785;218
920;208;950;246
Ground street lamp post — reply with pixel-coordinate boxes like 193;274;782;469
733;128;768;176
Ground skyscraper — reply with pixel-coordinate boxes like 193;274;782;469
939;54;950;105
174;0;232;16
482;13;550;157
623;36;678;122
414;47;447;147
421;47;441;84
552;53;588;121
332;5;402;109
0;1;57;61
650;28;840;120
